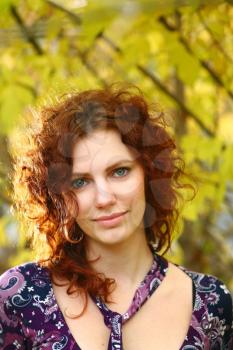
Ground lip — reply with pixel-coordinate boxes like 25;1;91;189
94;212;127;221
93;211;127;228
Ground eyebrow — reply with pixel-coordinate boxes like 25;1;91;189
71;159;134;178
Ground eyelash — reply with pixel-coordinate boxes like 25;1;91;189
114;167;130;177
71;167;130;190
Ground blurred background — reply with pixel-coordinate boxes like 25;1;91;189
0;0;233;291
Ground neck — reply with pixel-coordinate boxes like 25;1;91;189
85;231;154;288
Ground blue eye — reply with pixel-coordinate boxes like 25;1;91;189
71;178;88;189
113;167;129;177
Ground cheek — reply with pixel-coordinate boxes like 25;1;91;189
126;187;146;228
75;192;93;218
133;186;146;212
126;176;146;213
118;172;145;196
128;174;145;200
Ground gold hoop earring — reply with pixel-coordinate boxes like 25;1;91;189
64;225;84;244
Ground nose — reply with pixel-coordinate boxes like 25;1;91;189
94;181;116;208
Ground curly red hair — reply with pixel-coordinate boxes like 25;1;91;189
11;84;193;312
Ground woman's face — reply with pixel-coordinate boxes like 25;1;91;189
71;128;146;247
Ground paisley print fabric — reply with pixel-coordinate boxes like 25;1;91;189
0;252;232;349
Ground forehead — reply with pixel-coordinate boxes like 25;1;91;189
72;129;138;171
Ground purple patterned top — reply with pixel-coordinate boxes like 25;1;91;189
0;250;232;349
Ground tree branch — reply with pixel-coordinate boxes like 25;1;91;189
96;32;214;136
15;81;38;98
73;45;108;87
44;1;108;86
96;31;122;53
10;3;105;88
45;0;82;25
137;64;214;137
158;16;233;101
10;5;44;55
197;11;233;66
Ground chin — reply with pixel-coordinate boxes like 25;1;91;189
95;229;134;246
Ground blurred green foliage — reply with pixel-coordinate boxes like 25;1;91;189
0;0;233;291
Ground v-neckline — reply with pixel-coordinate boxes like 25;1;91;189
89;250;168;349
90;249;168;319
47;253;196;350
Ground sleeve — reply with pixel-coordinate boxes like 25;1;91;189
0;267;27;349
212;278;233;349
220;283;233;349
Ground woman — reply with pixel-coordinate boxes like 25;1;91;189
0;85;232;349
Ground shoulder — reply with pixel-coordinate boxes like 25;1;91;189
179;265;232;308
0;261;48;285
0;263;56;347
182;266;232;301
0;261;53;328
0;261;50;304
170;262;233;348
1;261;41;278
178;265;233;347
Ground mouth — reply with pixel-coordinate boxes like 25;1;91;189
93;211;127;221
93;211;128;227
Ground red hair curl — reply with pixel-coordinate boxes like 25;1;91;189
11;84;194;313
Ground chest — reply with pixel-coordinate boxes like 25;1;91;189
62;285;193;350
